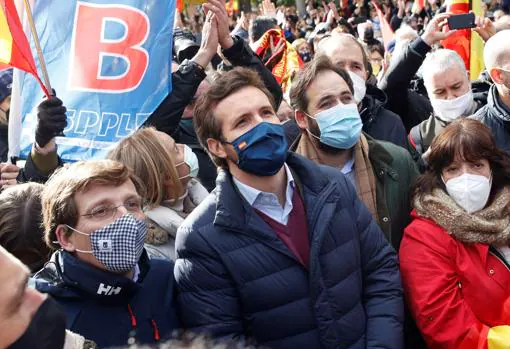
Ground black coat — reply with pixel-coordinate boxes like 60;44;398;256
378;37;434;132
144;36;283;191
0;123;7;163
360;85;407;147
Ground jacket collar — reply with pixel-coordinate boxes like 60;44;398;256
35;250;150;304
213;152;332;232
360;85;388;124
487;85;510;122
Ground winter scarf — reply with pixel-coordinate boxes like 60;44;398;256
414;186;510;246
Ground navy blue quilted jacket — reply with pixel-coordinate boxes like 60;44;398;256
175;153;404;349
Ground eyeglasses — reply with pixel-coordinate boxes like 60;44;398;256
82;199;143;220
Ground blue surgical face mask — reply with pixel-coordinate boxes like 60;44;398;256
226;122;288;176
306;103;363;149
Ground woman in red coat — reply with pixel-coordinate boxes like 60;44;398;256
400;118;510;349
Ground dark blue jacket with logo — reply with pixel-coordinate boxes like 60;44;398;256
33;250;179;348
174;153;404;349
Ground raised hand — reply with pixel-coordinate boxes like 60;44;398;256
35;96;67;149
421;13;456;47
262;0;277;18
0;163;19;188
473;16;496;42
203;0;234;49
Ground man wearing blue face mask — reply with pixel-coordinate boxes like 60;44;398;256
32;160;179;348
175;66;404;349
290;55;419;250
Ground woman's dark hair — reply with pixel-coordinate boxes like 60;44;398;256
414;118;510;200
0;183;50;273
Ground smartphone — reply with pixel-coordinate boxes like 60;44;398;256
447;13;476;30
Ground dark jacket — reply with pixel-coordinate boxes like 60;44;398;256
0;123;7;162
144;36;283;191
378;37;434;132
174;153;404;349
471;85;510;153
361;85;407;147
289;134;418;249
33;250;179;348
17;149;63;184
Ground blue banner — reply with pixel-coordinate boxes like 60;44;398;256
19;0;175;161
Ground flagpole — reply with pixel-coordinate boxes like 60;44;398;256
22;0;53;95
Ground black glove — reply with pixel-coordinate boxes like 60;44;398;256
35;96;67;148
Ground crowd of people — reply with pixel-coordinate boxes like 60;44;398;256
2;0;510;348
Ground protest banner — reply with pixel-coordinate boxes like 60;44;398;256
15;0;175;161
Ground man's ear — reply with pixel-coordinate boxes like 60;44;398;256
295;110;310;130
207;138;228;160
490;68;504;84
55;225;76;252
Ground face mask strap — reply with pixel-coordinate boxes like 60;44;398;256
63;225;94;254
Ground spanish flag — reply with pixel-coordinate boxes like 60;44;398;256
253;29;304;97
441;0;485;80
0;0;49;96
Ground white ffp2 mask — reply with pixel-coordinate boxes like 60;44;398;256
444;173;491;213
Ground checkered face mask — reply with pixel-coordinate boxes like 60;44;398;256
67;214;147;273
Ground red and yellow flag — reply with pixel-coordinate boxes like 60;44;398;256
253;29;304;96
0;0;49;96
441;0;484;80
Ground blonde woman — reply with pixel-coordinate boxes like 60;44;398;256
108;127;208;260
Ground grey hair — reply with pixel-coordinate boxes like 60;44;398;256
421;49;468;88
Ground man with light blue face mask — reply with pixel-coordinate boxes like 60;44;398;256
290;55;419;250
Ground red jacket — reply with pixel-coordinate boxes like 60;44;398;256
399;211;510;349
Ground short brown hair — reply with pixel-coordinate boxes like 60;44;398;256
42;160;145;250
289;55;353;113
107;127;183;208
415;118;510;200
0;183;50;272
194;67;276;168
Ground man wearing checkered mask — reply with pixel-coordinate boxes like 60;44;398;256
31;160;179;348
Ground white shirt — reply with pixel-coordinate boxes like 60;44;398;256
341;156;357;189
233;164;295;225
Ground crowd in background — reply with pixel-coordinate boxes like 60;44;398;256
2;0;510;348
